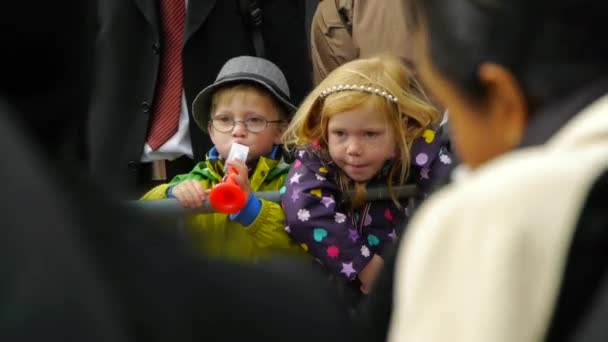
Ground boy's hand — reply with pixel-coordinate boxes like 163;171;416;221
226;160;251;199
172;180;209;208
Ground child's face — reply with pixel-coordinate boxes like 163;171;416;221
326;101;396;182
208;91;284;162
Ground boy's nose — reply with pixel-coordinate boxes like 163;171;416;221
231;121;248;137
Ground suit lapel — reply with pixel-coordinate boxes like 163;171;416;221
133;0;160;34
185;0;217;44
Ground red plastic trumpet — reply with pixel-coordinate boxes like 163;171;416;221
208;166;247;214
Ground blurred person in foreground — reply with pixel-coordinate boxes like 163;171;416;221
388;0;608;341
0;2;353;341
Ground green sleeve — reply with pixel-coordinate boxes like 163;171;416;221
168;161;211;184
140;161;212;200
140;183;172;200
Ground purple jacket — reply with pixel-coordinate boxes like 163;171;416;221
281;128;453;281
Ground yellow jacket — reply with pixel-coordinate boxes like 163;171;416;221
141;147;306;262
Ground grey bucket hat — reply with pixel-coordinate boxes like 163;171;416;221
192;56;297;132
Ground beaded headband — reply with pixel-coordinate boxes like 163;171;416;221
318;84;398;103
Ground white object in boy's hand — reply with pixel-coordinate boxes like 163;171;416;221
224;142;249;170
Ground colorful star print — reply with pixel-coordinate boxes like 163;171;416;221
348;229;359;242
341;262;356;278
321;196;335;208
289;172;302;184
291;187;300;202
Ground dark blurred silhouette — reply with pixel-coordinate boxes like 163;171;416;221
387;0;608;341
0;2;354;341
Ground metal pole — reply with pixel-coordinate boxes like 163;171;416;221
125;185;420;217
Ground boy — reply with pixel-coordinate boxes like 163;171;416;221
141;56;304;261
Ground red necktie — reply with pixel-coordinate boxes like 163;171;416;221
147;0;186;150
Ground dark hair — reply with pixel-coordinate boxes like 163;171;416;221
409;0;608;107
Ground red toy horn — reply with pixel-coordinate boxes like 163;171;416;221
208;166;247;214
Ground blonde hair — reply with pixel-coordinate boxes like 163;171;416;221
210;83;286;120
283;55;440;206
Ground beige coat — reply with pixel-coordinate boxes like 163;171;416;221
310;0;412;85
388;95;608;341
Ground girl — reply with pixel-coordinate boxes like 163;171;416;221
281;55;453;296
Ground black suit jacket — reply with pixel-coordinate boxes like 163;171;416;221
89;0;311;195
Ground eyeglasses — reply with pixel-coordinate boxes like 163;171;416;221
209;116;284;133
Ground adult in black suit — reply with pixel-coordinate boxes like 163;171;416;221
1;2;354;341
89;0;312;197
